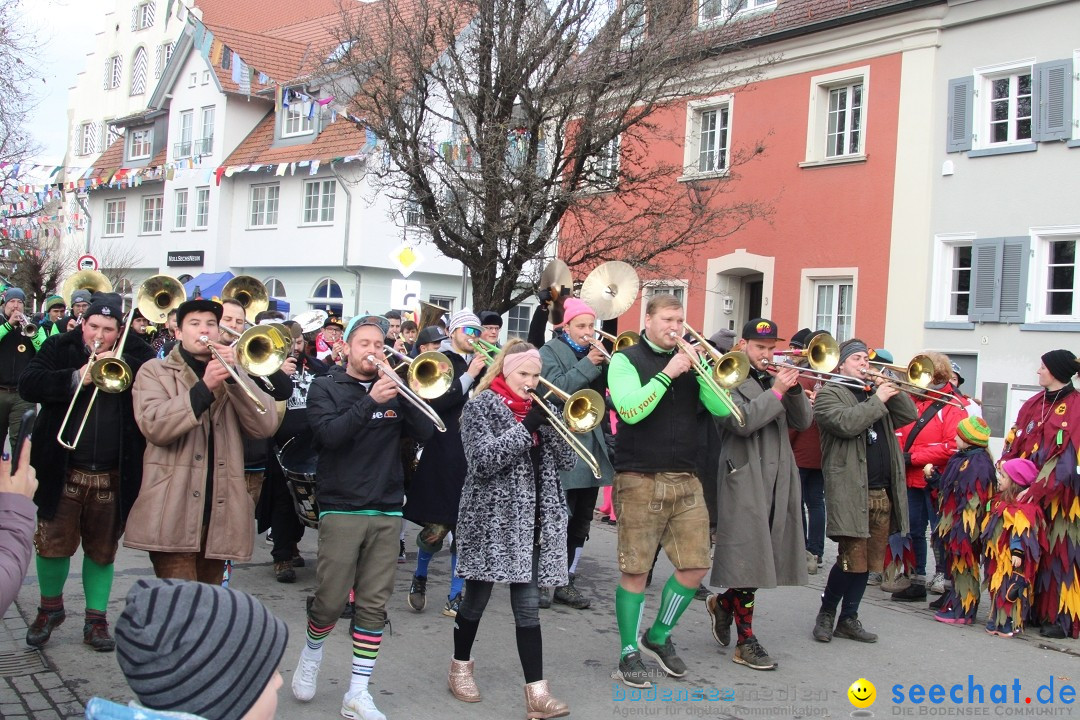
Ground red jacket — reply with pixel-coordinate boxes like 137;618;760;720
895;384;967;489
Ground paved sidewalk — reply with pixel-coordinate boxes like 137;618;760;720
0;603;84;720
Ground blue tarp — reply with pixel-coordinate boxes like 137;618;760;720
183;271;233;300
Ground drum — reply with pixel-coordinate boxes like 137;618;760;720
277;436;320;528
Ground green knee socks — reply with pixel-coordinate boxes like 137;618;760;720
646;575;697;646
36;556;70;599
82;557;114;613
615;585;645;658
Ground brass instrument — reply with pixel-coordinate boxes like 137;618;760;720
383;346;454;399
670;325;748;426
199;335;270;415
595;329;639;353
765;333;866;389
61;270;113;308
865;353;966;408
57;275;186;450
524;386;602;479
416;300;449;331
221;275;270;324
12;313;37;337
365;353;447;432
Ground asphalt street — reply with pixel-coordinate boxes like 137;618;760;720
11;518;1079;719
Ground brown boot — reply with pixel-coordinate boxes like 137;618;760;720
524;679;569;719
26;607;65;647
274;560;296;583
83;620;116;652
448;658;481;703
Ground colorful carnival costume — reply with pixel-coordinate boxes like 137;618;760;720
980;495;1045;637
933;444;995;624
1000;366;1080;639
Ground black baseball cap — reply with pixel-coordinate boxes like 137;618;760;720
176;299;223;326
416;326;449;346
741;317;785;342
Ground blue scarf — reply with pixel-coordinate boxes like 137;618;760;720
560;330;588;355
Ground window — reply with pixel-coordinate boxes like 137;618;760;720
188;72;197;88
250;184;280;227
405;198;423;227
310;278;343;316
968;237;1030;323
804;67;869;165
104;55;122;90
931;235;975;322
141;196;163;233
105;199;126;235
826;82;863;158
132;1;155;30
131;46;148;95
302;180;336;224
585;136;620;190
174;189;188;229
175;110;193;157
282;90;314;137
201;70;211;85
102;122;120;149
700;0;775;24
197;106;215;154
155;42;173;78
620;0;646;51
194;187;210;229
266;278;287;298
507;305;531;338
948;245;973;317
1030;228;1080;323
429;295;455;312
985;70;1032;146
813;280;854;341
79;122;98;156
128;128;152;160
683;96;732;177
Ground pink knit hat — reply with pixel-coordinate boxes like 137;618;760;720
561;297;595;325
1002;458;1038;488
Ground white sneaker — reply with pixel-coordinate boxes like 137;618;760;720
292;653;322;702
341;689;387;720
806;550;818;575
929;572;947;595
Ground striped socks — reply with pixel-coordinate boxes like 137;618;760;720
301;618;334;662
646;575;697;646
349;626;383;694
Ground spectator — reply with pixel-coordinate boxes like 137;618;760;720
0;440;37;616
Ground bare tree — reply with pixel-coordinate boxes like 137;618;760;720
97;241;145;291
3;200;74;310
324;0;773;311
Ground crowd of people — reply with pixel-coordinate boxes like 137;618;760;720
0;283;1077;720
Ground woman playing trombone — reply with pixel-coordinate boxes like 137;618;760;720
450;339;575;718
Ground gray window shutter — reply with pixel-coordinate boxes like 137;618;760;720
968;238;1003;322
1033;59;1073;142
946;76;974;153
999;237;1030;323
131;4;139;31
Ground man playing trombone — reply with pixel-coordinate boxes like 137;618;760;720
0;288;46;449
607;294;733;688
706;318;812;671
19;295;155;652
125;299;278;582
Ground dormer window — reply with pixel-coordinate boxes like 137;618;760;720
128;128;153;161
282;89;314;138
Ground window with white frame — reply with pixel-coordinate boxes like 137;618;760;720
813;279;854;341
174;189;188;230
79;122;98;156
620;0;646;50
141;195;163;234
302;180;336;224
194;187;210;229
507;305;531;338
127;128;152;160
684;96;732;177
102;122;120;149
645;283;685;304
130;46;148;95
700;0;775;24
931;235;974;321
197;106;215;155
983;67;1032;146
585;135;620;190
804;67;869;164
310;278;343;316
266;278;287;298
176;110;193;157
104;55;122;90
104;199;126;235
429;295;455;312
1030;228;1080;322
132;1;155;30
405;197;423;227
250;184;280;227
155;42;173;78
282;90;314;137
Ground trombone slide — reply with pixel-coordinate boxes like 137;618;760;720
525;389;601;479
366;354;447;432
200;336;268;414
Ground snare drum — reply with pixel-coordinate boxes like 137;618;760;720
276;436;320;528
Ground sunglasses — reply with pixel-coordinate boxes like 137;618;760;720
462;327;481;337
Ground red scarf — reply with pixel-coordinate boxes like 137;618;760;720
489;375;532;420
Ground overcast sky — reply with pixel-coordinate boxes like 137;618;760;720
24;0;110;165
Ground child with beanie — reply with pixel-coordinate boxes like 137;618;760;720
927;416;995;625
980;459;1045;638
84;578;288;720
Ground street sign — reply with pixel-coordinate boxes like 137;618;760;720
390;243;424;278
390;279;421;311
77;254;99;271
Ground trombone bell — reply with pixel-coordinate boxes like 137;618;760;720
235;325;290;377
222;275;270;324
91;357;133;393
408;351;454;399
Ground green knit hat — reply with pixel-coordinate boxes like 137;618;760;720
957;416;990;448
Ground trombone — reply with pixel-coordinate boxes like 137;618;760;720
57;274;186;450
670;325;748;426
765;333;867;390
585;329;640;360
383;346;454;400
865;354;966;408
471;338;603;477
199;334;273;415
366;352;447;432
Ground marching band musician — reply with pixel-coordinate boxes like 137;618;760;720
403;310;486;616
0;288;46;448
706;319;812;672
293;315;435;720
606;294;732;688
538;297;614;610
64;289;93;331
19;295;155;652
40;296;67;338
124;299;278;583
811;338;916;645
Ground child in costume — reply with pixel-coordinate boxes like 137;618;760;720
981;458;1045;638
929;416;996;625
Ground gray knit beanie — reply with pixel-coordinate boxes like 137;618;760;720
115;578;288;719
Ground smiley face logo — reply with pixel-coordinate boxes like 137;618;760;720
848;678;876;709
